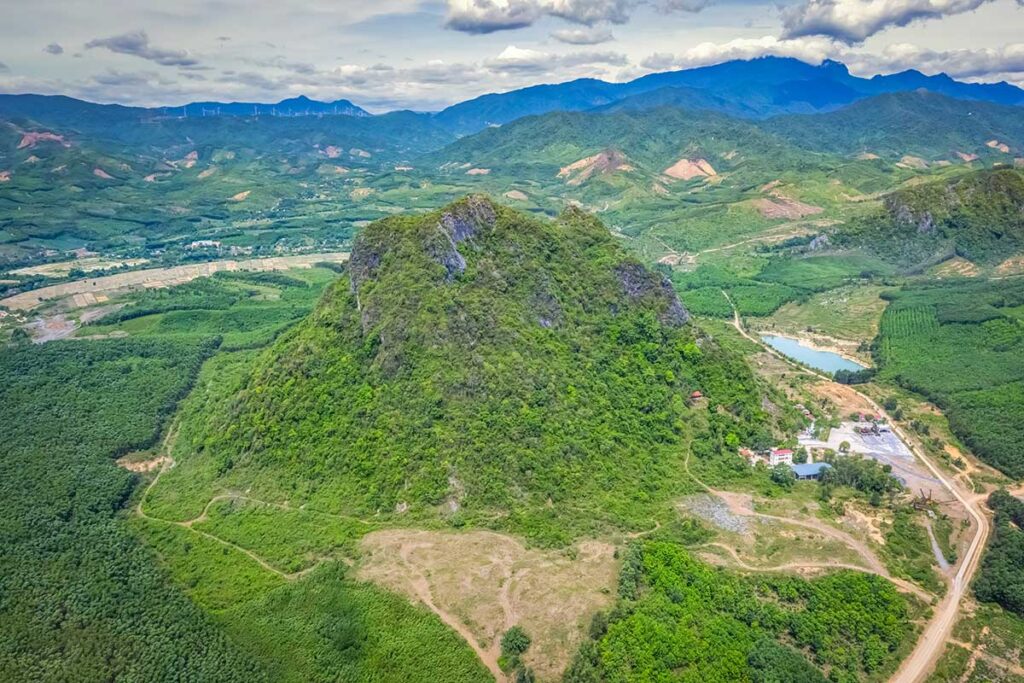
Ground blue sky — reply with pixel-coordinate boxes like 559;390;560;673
0;0;1022;110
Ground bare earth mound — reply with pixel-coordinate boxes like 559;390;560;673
662;157;716;181
753;195;823;219
558;149;634;186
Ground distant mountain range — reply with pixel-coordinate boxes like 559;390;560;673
1;57;1022;136
157;95;369;118
431;57;1024;134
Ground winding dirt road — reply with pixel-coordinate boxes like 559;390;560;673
723;292;991;683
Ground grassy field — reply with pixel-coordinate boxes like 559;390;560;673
756;284;890;344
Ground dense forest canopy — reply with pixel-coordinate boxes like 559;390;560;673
0;337;265;681
876;278;1024;477
152;197;775;543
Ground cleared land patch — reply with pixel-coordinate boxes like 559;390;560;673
357;528;618;682
1;252;349;311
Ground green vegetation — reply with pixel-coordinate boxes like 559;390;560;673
0;337;264;681
81;266;338;350
974;490;1024;616
836;168;1024;268
875;278;1024;477
132;519;491;683
564;541;917;683
192;497;369;573
879;509;944;595
150;197;777;545
761;91;1024;160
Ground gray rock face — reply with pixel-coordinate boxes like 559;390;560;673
430;195;498;281
614;262;690;327
439;194;496;245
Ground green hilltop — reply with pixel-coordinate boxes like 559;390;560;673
835;167;1024;267
153;196;774;542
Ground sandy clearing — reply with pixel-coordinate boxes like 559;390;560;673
503;190;528;201
1;252;349;311
357;529;617;682
118;454;170;473
229;190;251;201
465;168;490;175
558;150;633;186
897;155;929;170
931;257;980;278
350;187;374;200
0;170;10;182
663;157;716;181
956;151;979;162
17;131;67;149
752;195;823;220
995;255;1024;276
986;140;1010;153
93;168;114;180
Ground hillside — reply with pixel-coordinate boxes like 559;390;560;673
835;168;1024;267
429;107;808;183
153;196;772;541
761;91;1024;160
433;57;1024;134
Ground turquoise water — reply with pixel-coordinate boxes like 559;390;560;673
760;334;868;374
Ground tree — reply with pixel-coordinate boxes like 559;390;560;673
771;464;795;489
793;447;808;464
501;626;531;658
839;441;851;453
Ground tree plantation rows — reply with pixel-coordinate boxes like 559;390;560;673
875;279;1024;477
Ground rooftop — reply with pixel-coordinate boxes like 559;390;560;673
791;462;832;476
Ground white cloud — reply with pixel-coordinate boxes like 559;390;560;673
444;0;707;34
85;30;201;68
782;0;998;44
551;27;616;44
640;35;839;70
852;41;1024;78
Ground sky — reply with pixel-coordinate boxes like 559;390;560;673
0;0;1022;111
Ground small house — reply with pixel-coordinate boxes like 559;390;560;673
791;462;832;480
769;448;793;466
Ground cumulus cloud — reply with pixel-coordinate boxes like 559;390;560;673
638;35;1024;87
551;26;615;43
853;42;1024;78
782;0;997;44
640;35;839;71
85;30;201;67
485;44;627;72
43;43;64;55
445;0;707;34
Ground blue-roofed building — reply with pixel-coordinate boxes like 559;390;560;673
790;462;832;480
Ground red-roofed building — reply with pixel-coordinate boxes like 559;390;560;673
769;448;794;466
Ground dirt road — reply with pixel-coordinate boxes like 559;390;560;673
1;252;349;311
724;292;991;683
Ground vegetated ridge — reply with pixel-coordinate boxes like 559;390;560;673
169;196;772;541
836;168;1024;267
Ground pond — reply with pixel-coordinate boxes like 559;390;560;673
760;334;868;374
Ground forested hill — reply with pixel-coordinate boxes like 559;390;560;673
171;196;772;540
835;168;1024;267
760;91;1024;159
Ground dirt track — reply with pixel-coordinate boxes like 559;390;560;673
2;252;349;311
724;291;991;683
